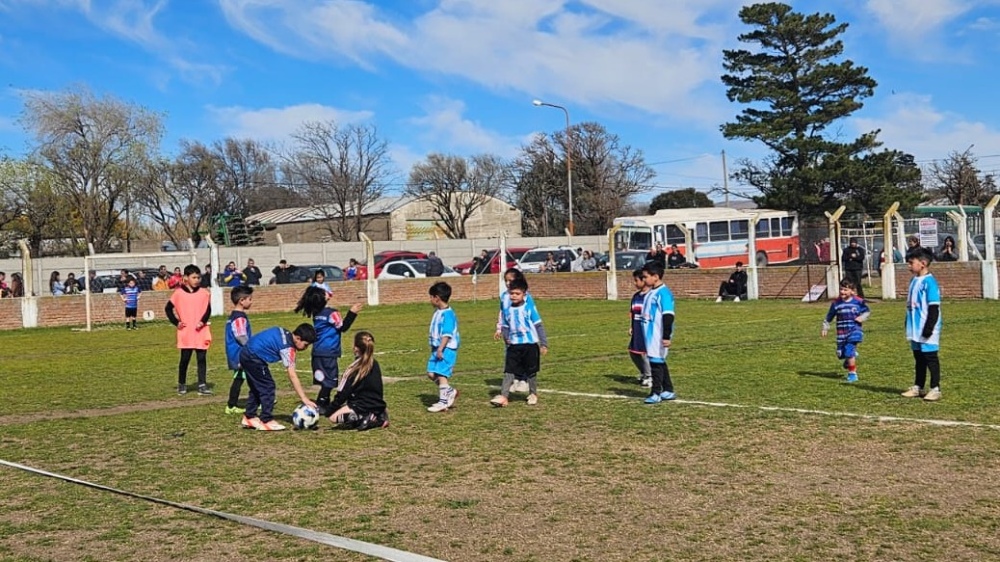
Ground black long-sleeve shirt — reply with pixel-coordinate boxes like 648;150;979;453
330;360;386;415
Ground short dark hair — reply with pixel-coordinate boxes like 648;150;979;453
183;264;201;276
231;285;253;304
839;278;857;290
641;261;665;278
293;323;317;343
508;278;528;293
632;268;644;279
735;261;744;267
503;267;525;280
429;281;452;302
908;246;935;264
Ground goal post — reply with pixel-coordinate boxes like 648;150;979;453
82;248;198;332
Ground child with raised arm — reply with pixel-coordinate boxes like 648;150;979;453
328;331;389;431
238;323;317;431
165;264;212;396
628;268;652;388
490;277;549;407
901;247;944;401
294;286;363;416
224;285;254;415
821;279;870;383
427;281;460;413
640;262;677;404
121;275;141;330
494;267;535;394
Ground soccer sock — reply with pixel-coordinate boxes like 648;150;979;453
438;383;451;402
500;373;515;397
317;386;332;402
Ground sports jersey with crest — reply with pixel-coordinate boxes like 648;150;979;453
824;296;870;345
641;283;675;363
906;274;942;350
429;307;460;350
225;310;252;371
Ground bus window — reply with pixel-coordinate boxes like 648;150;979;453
731;220;749;240
623;229;651;250
781;217;794;236
666;225;685;245
696;222;709;243
653;225;666;245
709;221;729;242
756;219;770;238
771;217;781;235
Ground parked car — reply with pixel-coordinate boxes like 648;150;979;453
606;251;650;271
453;247;532;275
518;246;579;273
972;234;1000;259
271;265;345;285
378;259;461;279
357;251;428;278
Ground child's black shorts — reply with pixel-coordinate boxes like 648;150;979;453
125;307;137;318
312;355;339;388
505;343;540;377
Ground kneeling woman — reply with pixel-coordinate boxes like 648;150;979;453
328;331;389;430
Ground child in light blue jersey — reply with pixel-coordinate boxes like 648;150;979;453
427;281;460;413
495;268;536;394
822;279;870;382
640;262;676;404
901;247;943;401
491;277;548;407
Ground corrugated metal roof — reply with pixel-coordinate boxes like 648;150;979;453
247;196;415;225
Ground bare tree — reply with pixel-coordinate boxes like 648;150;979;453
0;158;78;256
405;153;509;239
284;121;393;241
21;87;163;253
0;157;26;232
927;147;997;206
213;137;278;216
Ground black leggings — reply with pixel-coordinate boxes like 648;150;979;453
179;349;207;386
912;349;940;389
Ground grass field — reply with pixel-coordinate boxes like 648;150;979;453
2;295;1000;562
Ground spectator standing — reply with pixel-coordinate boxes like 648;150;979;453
345;258;361;280
114;269;130;293
136;270;153;291
937;236;958;262
153;272;170;291
272;260;295;284
244;259;263;286
579;250;597;271
472;250;490;275
841;237;866;299
425;251;445;277
201;264;213;288
86;270;104;293
50;271;65;296
647;243;667;269
167;267;183;289
0;272;7;297
905;234;921;261
223;261;245;287
9;273;24;297
64;273;82;295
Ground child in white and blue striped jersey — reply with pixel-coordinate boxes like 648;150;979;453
491;277;548;407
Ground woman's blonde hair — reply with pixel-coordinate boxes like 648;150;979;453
343;331;376;383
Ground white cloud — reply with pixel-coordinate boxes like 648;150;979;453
407;97;523;157
216;0;739;122
852;93;1000;164
862;0;1000;59
209;103;374;141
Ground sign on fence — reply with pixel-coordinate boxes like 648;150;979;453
919;218;939;248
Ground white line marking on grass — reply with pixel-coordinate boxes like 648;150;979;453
538;389;1000;431
0;460;446;562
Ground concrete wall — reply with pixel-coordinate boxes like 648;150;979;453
1;264;994;331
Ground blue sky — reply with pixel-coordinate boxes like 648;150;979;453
1;0;999;203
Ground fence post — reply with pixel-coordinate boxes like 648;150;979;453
498;230;507;297
982;195;999;299
17;240;38;328
606;225;620;301
205;235;225;317
746;214;760;300
276;233;285;261
825;206;846;291
881;202;899;300
358;232;378;306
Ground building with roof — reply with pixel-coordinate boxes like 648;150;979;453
246;195;522;243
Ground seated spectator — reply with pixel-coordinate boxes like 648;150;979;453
905;234;922;261
579;250;597;271
647;243;667;268
272;260;296;284
667;244;687;269
64;272;82;295
716;261;748;302
311;270;332;295
9;272;24;298
167;267;183;289
153;272;170;291
937;236;958;262
472;250;491;275
136;270;153;291
0;272;7;298
542;251;558;273
345;258;361;280
426;251;445;277
50;271;65;296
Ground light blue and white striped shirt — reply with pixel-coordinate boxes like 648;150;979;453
429;307;460;349
642;284;675;363
906;274;941;350
501;300;546;346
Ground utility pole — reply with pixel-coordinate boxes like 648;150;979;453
721;150;730;208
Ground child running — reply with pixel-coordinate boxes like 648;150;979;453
901;247;943;401
427;281;460;413
494;267;535;394
640;262;676;404
239;323;317;431
821;279;870;383
165;264;212;396
628;268;652;388
224;285;254;415
491;277;549;407
120;275;141;330
294;286;362;416
328;331;389;431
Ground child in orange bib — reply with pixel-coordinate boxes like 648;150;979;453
165;264;213;395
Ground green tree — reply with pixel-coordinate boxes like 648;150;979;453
648;188;714;213
721;3;918;217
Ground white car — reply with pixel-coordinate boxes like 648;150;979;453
517;246;579;273
377;259;461;279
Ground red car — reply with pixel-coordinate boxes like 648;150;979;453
453;247;532;275
358;251;428;278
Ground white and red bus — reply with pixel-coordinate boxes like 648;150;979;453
612;207;800;268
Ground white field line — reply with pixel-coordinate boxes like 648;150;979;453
536;388;1000;430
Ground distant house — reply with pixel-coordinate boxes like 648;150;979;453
246;195;522;243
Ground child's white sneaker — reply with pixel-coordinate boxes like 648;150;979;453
901;385;923;398
427;401;449;413
923;387;941;401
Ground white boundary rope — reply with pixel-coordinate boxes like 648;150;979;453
0;459;446;562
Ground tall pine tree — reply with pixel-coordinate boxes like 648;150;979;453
721;3;921;218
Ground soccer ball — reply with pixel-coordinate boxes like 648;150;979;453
292;404;320;430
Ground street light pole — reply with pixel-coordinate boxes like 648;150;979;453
533;99;574;237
